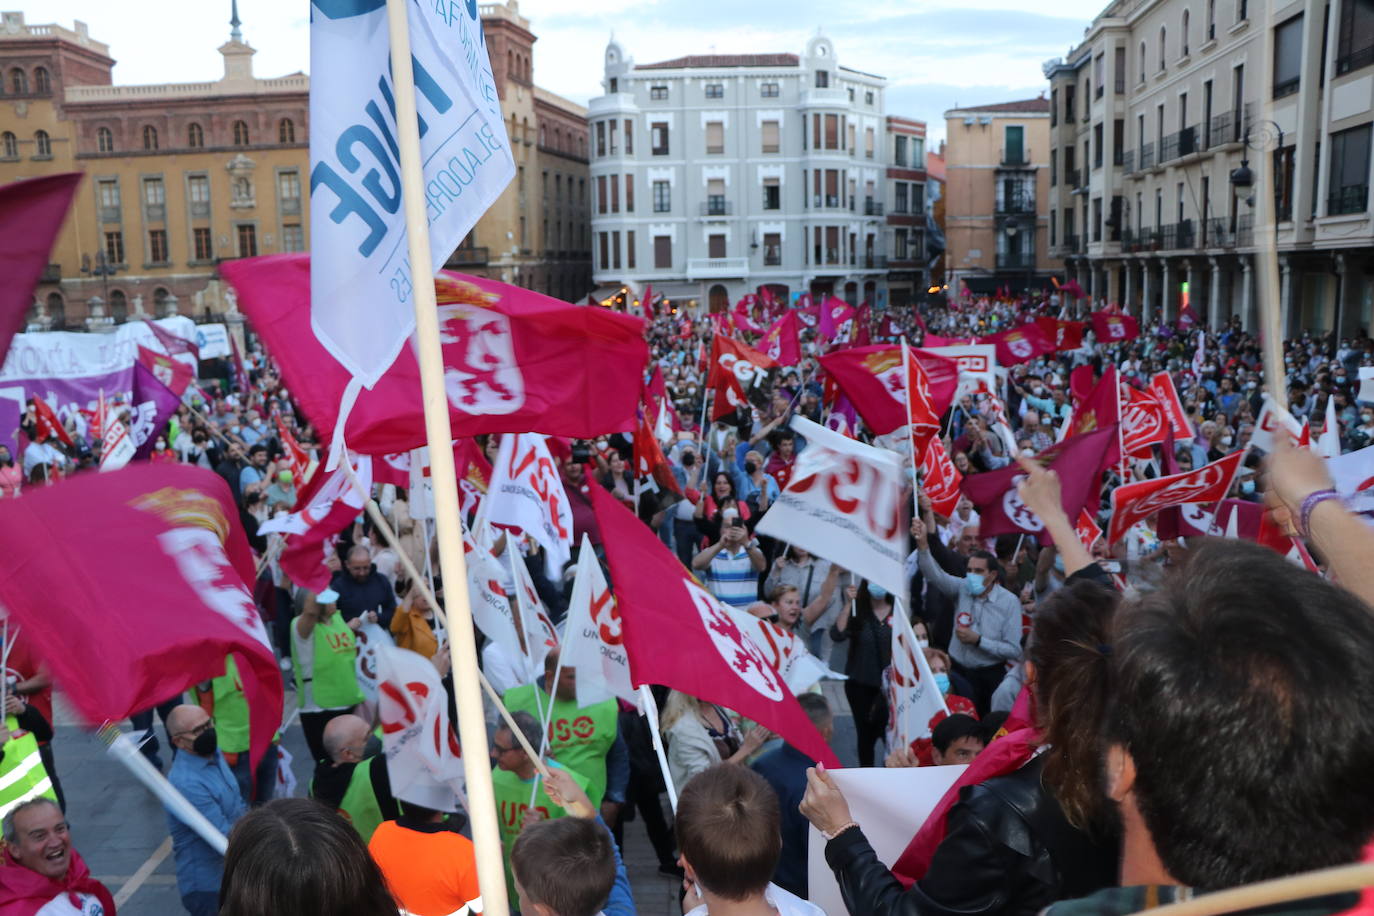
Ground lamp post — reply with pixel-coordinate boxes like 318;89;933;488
80;249;119;330
1228;117;1286;396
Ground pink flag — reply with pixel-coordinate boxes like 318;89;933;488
819;346;959;436
221;255;649;454
1090;310;1140;343
731;295;764;334
0;173;82;367
818;297;855;343
1147;372;1192;439
137;346;194;398
920;439;963;518
980;323;1057;366
1107;451;1245;545
0;465;281;767
264;456;373;591
590;483;840;767
761;312;802;367
145;318;201;361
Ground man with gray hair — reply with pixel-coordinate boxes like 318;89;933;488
0;797;115;914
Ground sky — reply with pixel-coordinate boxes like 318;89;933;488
30;0;1109;145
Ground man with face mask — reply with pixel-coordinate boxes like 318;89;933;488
309;713;399;844
164;704;247;916
0;445;19;498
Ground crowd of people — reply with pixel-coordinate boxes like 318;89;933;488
1;288;1373;916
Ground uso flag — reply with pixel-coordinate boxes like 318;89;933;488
310;0;514;386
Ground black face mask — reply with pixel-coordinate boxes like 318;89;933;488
363;734;383;759
192;728;218;757
681;452;696;467
0;455;10;467
744;461;758;474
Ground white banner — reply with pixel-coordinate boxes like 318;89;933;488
376;644;467;812
0;316;198;384
922;344;997;395
486;434;573;579
886;601;947;750
755;416;907;600
309;0;515;386
1252;395;1308;452
408;445;435;520
461;525;523;659
509;546;559;671
193;323;232;360
1327;444;1374;523
353;622;394;700
563;535;635;706
807;766;965;916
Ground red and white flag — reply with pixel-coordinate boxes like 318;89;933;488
137;346;195;398
1317;393;1341;459
1075;508;1103;550
1253;395;1312;452
980;323;1056;366
1121;388;1169;458
98;395;136;472
144;317;201;361
903;343;942;461
731;296;765;335
590;483;840;768
708;333;778;391
376;644;467;812
1147;372;1192;439
819;346;960;436
920;440;963;518
455;439;492;520
275;413;312;486
30;396;73;447
486;434;574;579
261;454;373;591
818;297;855;345
561;535;633;707
1090;310;1140;343
1190;331;1206;380
762;311;803;367
887;604;948;750
633;411;682;500
461;525;524;661
508;546;560;672
1034;316;1086;352
980;391;1020;457
1107;450;1246;545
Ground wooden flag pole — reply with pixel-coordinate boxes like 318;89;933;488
1254;0;1287;411
382;2;509;911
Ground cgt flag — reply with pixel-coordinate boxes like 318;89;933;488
761;311;803;367
309;0;514;387
920;439;963;518
1107;450;1246;545
819;346;960;436
590;483;840;768
0;465;282;768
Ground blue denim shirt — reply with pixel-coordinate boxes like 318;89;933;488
165;749;247;895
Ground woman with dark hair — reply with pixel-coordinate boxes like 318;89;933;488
802;456;1121;916
219;797;400;916
692;470;751;547
830;581;895;768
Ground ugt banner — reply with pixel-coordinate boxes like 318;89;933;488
310;0;515;387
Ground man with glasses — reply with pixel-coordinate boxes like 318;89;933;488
329;545;398;629
164;704;247;916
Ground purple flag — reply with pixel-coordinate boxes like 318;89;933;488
130;361;182;458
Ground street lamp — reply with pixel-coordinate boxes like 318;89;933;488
1228;119;1284;207
80;249;120;329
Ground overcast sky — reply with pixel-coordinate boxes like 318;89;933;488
31;0;1108;145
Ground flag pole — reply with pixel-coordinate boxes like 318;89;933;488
899;338;922;522
638;684;678;812
382;2;507;910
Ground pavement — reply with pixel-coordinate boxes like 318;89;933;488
53;677;861;916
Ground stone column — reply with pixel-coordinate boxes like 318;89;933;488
1209;256;1225;327
1161;259;1176;325
1280;256;1296;336
1240;257;1255;333
1141;260;1155;326
1123;262;1136;314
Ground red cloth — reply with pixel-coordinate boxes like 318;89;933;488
0;848;116;916
1090;310;1140;343
0;174;81;370
1108;451;1246;545
980;323;1057;366
136;346;194;398
819;346;959;436
761;312;803;367
1034;317;1086;352
29;398;71;448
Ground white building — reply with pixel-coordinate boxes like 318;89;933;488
587;34;903;311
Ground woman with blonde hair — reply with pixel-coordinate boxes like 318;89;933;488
660;690;770;789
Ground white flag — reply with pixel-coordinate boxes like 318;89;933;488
1359;367;1374;405
1317;392;1341;459
886;601;948;750
508;545;559;672
563;535;634;706
461;526;523;659
353;622;394;701
1252;395;1309;453
755;416;907;599
486;434;574;579
99;416;136;471
376;644;467;812
309;0;514;386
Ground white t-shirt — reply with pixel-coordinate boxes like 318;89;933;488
685;883;824;916
36;891;106;915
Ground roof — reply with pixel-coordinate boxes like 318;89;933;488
949;97;1049;114
638;53;799;70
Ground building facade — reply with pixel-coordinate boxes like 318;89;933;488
885;116;928;306
1045;0;1373;335
587;34;900;311
944;98;1058;297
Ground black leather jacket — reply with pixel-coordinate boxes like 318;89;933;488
824;756;1119;916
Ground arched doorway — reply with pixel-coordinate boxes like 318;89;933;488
708;284;729;313
153;287;171;316
46;292;64;329
863;280;876;305
843;281;859;306
109;289;128;323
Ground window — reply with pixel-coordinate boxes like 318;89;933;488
1181;9;1191;56
864;127;874;159
708;234;726;258
281;224;304;252
1113;119;1125;165
237;223;258;257
815;70;829;88
34;67;49;94
9;68;27;94
610;173;619;212
0;131;14;159
187;123;203;148
653;180;670;212
105;230;125;264
612;231;621;269
97;179;120;210
624;119;633;154
1004;125;1025;165
1159;26;1167;70
895;183;909;214
1093;197;1103;242
33;130;50;158
143;125;158;150
1328;124;1371;214
823;114;839;149
1239;0;1248;20
705;121;724;154
154;287;172;317
650;122;669;156
895;135;908;165
1207;0;1217;39
143;177;165;206
1051;89;1058;127
763;178;781;210
232;120;250;146
279;118;295;143
193;227;213;261
761;82;779;98
595;122;606;157
148;229;169;263
848;87;855;102
1139;41;1147;82
188;175;210;205
625;175;634;212
1065;84;1076;122
1114;46;1126;92
1094;53;1105;97
653;235;671;269
706;179;726;215
1094;123;1104;168
649;85;668;100
1337;0;1374;74
761;120;780;154
895;227;909;260
865;90;874;105
109;290;127;322
763;232;781;266
626;230;635;269
705;83;723;99
597;176;607;214
92;126;114;153
1273;145;1296;219
1274;15;1303;97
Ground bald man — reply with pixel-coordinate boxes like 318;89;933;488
328;544;397;627
309;713;398;844
164;704;246;916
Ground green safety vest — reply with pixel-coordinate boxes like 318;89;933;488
0;716;55;820
338;757;385;844
293;614;365;709
501;685;617;808
491;761;588;904
211;656;250;754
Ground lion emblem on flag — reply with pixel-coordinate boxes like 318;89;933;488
437;302;525;417
683;578;784;701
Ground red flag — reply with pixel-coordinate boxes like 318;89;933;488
1107;451;1246;545
1121;388;1169;458
878;314;902;340
30;396;73;447
1069;365;1097;404
641;283;655;318
980;323;1056;366
795;293;819;328
221;254;649;454
731;295;764;335
136;346;194;398
1176;303;1200;331
853;303;873;347
819;346;959;436
1090;310;1140;343
589;483;840;767
818;297;855;343
1034;316;1086;352
761;312;802;367
712;371;750;422
1075;509;1103;550
372;452;411;488
145;318;201;361
903;343;942;459
0;464;282;767
633;412;682;499
454;438;493;519
920;439;963;518
229;332;252;395
275;413;312;485
270;456;372;591
1147;372;1192;439
1068;366;1121;447
707;333;778;390
962;425;1118;543
0;173;82;367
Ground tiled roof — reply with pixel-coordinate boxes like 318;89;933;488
638;53;799;70
951;97;1049;113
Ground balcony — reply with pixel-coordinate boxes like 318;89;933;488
996;195;1036;215
862;255;889;269
1237;213;1254;247
1337;45;1374;76
1159;220;1196;251
800;87;850;108
701;199;733;216
996;252;1035;270
1201;218;1235;248
686;257;750;279
1066;168;1081;189
1159;126;1198;163
1208;106;1251;149
864;198;884;216
811;194;844;209
763;246;782;267
999;150;1031;168
447;246;489;266
1138;142;1155;170
1328;185;1369;216
40;263;60;283
1121;150;1135;173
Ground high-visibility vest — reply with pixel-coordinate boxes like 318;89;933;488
338;757;385;844
211;656;250;754
293;614;365;709
0;716;55;820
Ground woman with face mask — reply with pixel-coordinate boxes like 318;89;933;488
0;446;20;499
830;581;896;768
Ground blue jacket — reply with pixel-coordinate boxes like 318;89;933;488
165;749;247;895
751;743;817;899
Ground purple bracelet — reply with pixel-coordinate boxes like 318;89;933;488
1298;489;1341;539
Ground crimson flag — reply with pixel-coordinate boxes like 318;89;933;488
712;371;750;422
761;312;802;367
589;483;840;767
819;346;959;436
454;438;493;520
145;317;200;361
642;283;655;318
818;296;855;343
137;346;194;398
1069;365;1097;404
795;293;819;328
1147;372;1192;439
633;411;682;501
0;173;82;367
1090;310;1140;343
1107;450;1246;545
878;314;902;340
221;254;649;454
731;295;764;335
275;413;312;485
707;333;777;390
266;455;373;591
30;396;72;447
1176;303;1200;331
1034;316;1086;352
1121;388;1169;458
1075;508;1103;549
962;425;1117;543
853;303;873;347
903;343;942;460
920;439;963;518
980;323;1057;366
1068;366;1121;447
0;465;281;766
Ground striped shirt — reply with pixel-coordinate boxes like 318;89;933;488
704;547;760;609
